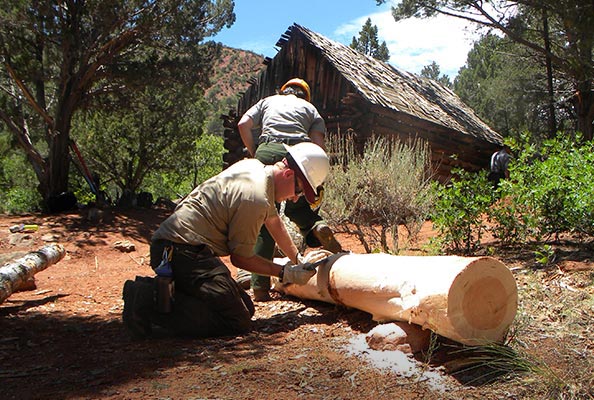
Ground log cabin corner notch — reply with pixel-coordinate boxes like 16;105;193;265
222;23;503;182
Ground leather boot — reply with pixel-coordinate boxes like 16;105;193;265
312;224;343;253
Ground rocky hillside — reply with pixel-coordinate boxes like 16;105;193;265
203;46;267;136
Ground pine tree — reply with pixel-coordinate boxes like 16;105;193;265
350;18;390;62
0;0;234;210
420;61;452;88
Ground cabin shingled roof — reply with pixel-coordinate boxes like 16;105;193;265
286;24;502;145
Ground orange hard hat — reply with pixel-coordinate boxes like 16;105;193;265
280;78;311;102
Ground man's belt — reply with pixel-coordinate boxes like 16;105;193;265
171;242;208;253
156;239;213;258
258;135;311;146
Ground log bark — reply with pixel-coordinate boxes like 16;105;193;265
0;244;66;304
276;253;517;346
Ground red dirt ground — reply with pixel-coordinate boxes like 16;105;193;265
0;206;592;399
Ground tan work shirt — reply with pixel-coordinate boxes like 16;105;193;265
152;159;277;258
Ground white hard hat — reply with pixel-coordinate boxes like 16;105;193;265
284;142;329;204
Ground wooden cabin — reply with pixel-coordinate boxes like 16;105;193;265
222;24;503;182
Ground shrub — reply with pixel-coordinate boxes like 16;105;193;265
486;193;535;246
430;168;492;254
322;134;434;253
432;132;594;252
0;152;41;214
509;132;594;240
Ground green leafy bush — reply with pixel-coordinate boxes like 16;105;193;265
433;132;594;253
431;169;492;254
3;186;42;214
0;152;41;214
509;133;594;240
486;192;535;246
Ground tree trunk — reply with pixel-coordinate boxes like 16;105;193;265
542;11;557;137
0;244;66;304
47;137;70;198
276;253;518;346
574;83;594;141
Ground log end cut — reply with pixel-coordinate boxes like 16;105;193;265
447;257;518;345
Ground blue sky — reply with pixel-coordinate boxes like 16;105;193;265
209;0;482;78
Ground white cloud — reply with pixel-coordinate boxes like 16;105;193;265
230;39;276;56
334;8;481;78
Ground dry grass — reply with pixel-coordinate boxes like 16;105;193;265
439;236;594;399
506;265;594;399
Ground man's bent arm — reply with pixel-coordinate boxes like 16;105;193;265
230;253;282;278
309;130;325;151
238;114;256;157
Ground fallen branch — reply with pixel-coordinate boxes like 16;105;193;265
127;253;143;266
0;244;66;304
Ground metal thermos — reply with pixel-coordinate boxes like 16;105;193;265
155;248;174;313
155;274;174;313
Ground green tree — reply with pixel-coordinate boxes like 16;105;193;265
0;0;235;210
420;61;452;88
350;18;390;62
453;33;571;139
375;0;594;140
74;82;207;199
142;133;224;201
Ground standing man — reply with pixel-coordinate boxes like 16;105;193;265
122;143;330;338
488;144;512;187
237;78;343;301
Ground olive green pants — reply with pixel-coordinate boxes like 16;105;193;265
251;142;325;291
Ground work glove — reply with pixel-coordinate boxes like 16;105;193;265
303;249;332;264
280;261;316;285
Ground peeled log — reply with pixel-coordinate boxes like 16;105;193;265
0;244;66;304
277;253;518;346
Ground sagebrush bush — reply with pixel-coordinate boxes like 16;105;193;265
322;134;434;253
